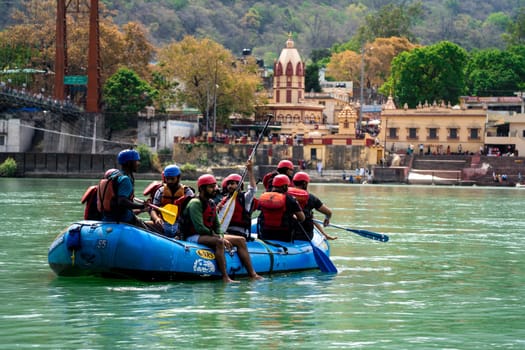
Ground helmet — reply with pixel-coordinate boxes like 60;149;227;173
163;165;181;178
197;174;217;188
293;171;310;183
277;160;294;170
221;173;242;188
272;174;290;187
117;149;140;165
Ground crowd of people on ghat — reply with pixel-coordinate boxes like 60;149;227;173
81;148;336;282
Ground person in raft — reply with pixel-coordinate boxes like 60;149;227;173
262;159;295;191
98;149;150;230
150;164;194;237
181;174;263;283
257;174;305;242
218;159;258;240
290;171;337;241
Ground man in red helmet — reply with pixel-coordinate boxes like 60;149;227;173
257;174;305;242
292;171;337;241
262;159;295;191
181;174;263;283
218;159;257;240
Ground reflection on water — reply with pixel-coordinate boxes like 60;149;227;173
0;179;524;349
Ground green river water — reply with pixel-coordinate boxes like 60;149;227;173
0;178;523;349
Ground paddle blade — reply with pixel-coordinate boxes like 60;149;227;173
159;204;178;225
311;244;338;274
219;192;237;233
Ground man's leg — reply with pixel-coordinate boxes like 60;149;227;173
198;235;235;283
225;235;263;280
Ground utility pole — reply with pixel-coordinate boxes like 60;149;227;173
358;45;365;139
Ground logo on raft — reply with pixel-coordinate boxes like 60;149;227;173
196;249;215;260
193;259;216;274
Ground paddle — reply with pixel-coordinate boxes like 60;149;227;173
136;199;178;225
314;219;389;242
296;221;338;273
219;114;273;232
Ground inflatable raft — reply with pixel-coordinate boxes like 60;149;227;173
48;220;333;281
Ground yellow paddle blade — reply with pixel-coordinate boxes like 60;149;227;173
158;204;178;225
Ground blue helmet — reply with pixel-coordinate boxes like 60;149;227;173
117;149;140;165
163;165;181;177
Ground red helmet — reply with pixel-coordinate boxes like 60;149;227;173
197;174;217;188
277;159;294;170
222;173;242;188
272;174;290;187
293;171;310;183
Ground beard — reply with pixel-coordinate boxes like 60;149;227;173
167;182;180;193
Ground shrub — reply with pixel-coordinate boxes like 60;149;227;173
180;163;197;172
0;157;17;177
136;144;152;172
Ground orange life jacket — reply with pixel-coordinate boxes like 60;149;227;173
258;192;287;229
287;187;309;209
160;184;187;207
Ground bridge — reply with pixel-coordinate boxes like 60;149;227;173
0;86;85;118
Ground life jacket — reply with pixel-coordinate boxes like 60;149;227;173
160;184;187;207
97;172;126;214
219;192;252;230
142;181;162;199
181;197;215;239
257;192;287;230
81;185;101;220
287;187;309;209
262;171;278;191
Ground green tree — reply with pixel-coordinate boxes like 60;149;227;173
385;41;468;108
503;7;525;46
356;2;423;44
103;67;157;131
465;48;525;96
305;62;322;93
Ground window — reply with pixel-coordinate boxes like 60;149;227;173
408;128;418;139
388;128;398;139
469;128;479;140
310;148;317;160
286;90;292;103
449;128;458;139
428;128;438;139
0;134;5;146
149;137;156;148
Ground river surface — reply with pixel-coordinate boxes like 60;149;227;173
0;178;524;349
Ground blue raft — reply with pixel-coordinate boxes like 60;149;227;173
48;220;333;281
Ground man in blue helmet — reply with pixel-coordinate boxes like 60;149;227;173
98;149;149;229
150;164;194;237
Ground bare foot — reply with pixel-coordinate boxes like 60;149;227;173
223;276;240;283
250;273;264;281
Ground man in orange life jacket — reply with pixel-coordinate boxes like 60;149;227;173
150;164;194;237
99;149;148;229
181;174;263;283
291;171;337;241
257;174;305;242
218;159;257;240
262;159;294;191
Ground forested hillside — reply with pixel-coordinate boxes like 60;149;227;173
0;0;523;62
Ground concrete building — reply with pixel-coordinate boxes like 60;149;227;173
379;96;486;156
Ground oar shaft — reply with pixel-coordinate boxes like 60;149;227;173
313;220;389;242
